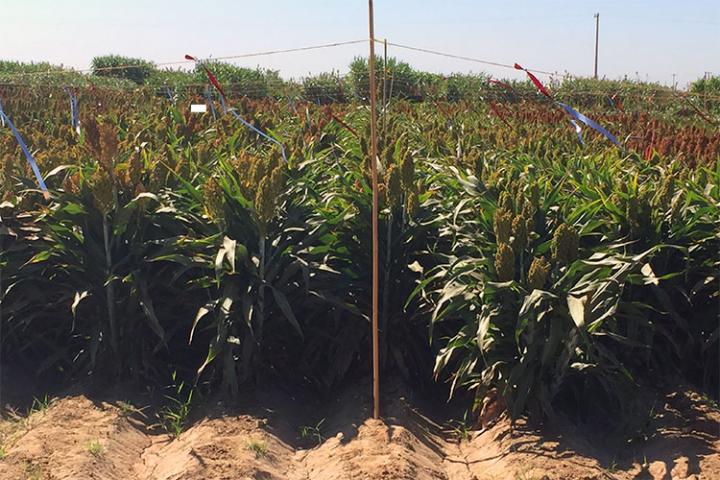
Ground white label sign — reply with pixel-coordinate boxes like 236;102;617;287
190;104;207;113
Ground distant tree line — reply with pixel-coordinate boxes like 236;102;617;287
1;55;716;110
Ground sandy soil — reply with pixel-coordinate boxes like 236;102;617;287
0;377;717;480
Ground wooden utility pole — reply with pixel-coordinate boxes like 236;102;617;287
593;13;600;79
367;0;380;420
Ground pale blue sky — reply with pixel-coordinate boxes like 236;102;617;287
1;1;718;86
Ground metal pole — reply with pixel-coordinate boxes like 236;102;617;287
367;0;380;420
593;13;599;79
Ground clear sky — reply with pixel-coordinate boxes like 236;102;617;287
1;0;718;86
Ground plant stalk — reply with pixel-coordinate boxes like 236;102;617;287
381;214;393;367
102;214;119;365
257;235;266;345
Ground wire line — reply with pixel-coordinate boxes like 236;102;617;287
382;40;555;76
0;40;368;79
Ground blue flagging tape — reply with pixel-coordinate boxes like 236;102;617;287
0;100;49;193
569;119;584;146
219;92;227;114
228;110;287;163
556;102;621;148
205;87;218;120
190;63;286;162
64;87;80;133
165;86;175;104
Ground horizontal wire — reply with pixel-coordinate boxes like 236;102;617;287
0;37;718;102
2;68;719;101
2;79;719;102
2;90;717;131
0;88;604;102
380;40;555;76
0;40;367;79
199;40;366;63
375;40;720;100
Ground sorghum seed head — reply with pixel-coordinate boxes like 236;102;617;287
406;190;420;217
512;215;528;253
62;172;81;195
530;183;540;209
269;166;285;198
91;169;115;215
385;164;403;210
255;174;277;228
98;123;119;172
655;174;675;212
551;223;579;265
669;192;683;221
202;177;225;223
400;155;415;189
527;257;551;290
521;202;535;232
83;117;101;158
494;242;515;282
499;191;513;212
493;208;513;244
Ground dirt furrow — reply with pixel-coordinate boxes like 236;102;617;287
0;386;717;480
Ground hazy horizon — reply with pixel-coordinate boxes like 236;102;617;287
1;0;718;87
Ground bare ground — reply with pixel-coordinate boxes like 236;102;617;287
0;376;718;480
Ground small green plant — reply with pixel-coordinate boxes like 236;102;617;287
87;440;104;457
117;400;147;418
29;395;51;414
246;439;268;459
299;418;325;446
0;445;7;459
157;372;194;437
446;410;473;442
118;401;134;416
700;393;720;410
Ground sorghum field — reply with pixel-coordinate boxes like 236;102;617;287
0;73;718;479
